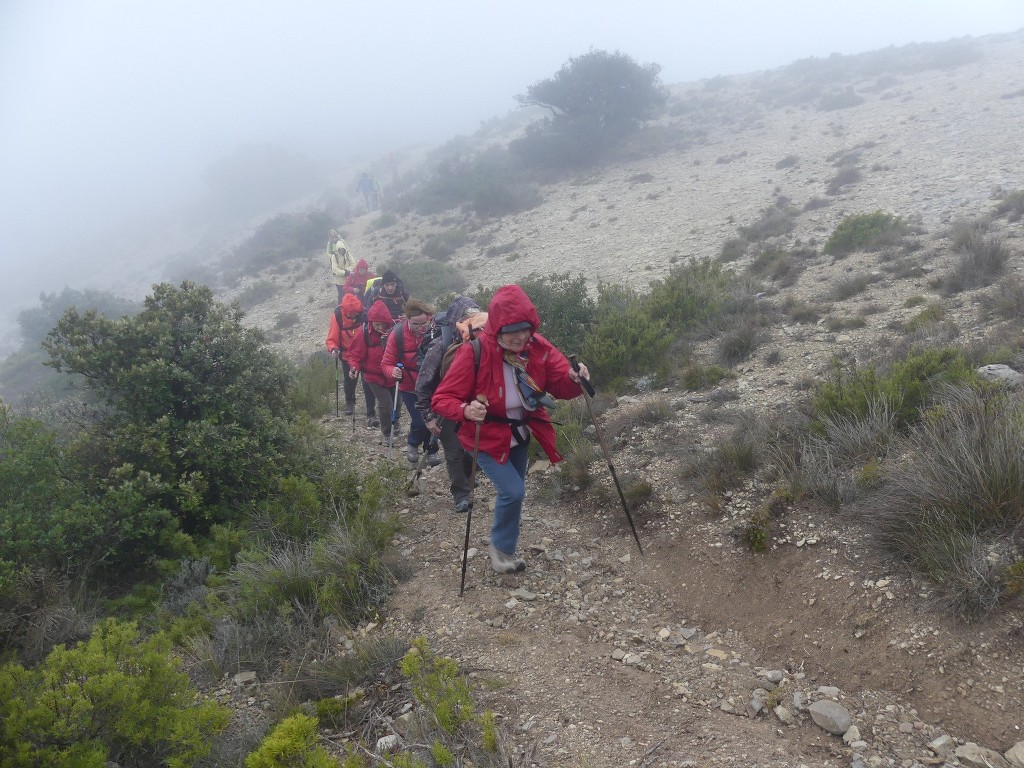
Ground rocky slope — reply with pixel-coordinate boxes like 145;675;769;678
227;31;1024;768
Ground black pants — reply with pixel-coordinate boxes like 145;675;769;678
341;359;376;416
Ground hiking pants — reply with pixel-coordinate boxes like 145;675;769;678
476;441;529;555
439;418;472;504
367;381;398;437
342;360;376;415
399;390;433;453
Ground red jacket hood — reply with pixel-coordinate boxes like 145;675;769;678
340;293;363;316
366;299;393;324
485;285;541;339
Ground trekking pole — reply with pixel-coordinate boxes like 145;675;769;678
568;355;643;556
460;394;487;597
351;370;358;435
387;363;403;460
335;355;340;418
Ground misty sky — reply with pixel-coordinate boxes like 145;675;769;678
0;0;1022;348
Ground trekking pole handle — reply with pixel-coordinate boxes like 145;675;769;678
568;355;596;398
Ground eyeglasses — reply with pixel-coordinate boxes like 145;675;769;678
371;322;391;331
408;318;430;328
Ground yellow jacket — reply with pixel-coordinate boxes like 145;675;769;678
330;237;357;284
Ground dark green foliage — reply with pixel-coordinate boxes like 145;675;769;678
287;352;336;418
0;406;172;589
824;212;908;256
581;285;669;391
683;364;733;390
813;347;973;429
245;714;336;768
645;258;728;329
512;50;665;169
903;302;944;333
0;618;229;767
43;282;306;539
515;273;595;355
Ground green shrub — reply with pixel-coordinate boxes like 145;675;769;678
288;352;336;417
645;258;729;330
407;146;540;216
719;237;748;262
683;364;733;390
904;302;943;332
717;319;761;364
831;273;875;300
866;387;1024;619
245;714;336;768
942;233;1010;294
581;286;670;391
0;619;229;767
223;209;334;274
813;347;973;429
422;228;469;260
982;275;1024;320
824;212;908;256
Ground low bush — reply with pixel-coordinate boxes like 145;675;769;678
719;237;748;262
746;247;809;287
982;274;1024;320
738;201;797;242
0;619;229;766
603;395;673;440
824;212;908;256
645;258;729;330
942;232;1010;294
831;273;875;300
683;363;733;390
245;714;335;768
865;387;1024;619
813;346;973;429
903;302;944;333
224;209;334;275
581;286;670;392
717;319;761;364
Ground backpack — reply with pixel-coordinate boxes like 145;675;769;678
439;337;481;379
392;322;440;373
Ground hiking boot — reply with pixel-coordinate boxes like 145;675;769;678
343;403;355;417
488;544;526;574
367;416;380;429
453;497;472;514
405;445;419;465
427;452;442;467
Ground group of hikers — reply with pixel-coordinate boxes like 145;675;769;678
324;230;590;575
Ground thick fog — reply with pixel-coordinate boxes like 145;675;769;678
1;0;1022;354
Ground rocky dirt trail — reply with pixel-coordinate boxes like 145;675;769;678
231;30;1024;767
323;401;1022;768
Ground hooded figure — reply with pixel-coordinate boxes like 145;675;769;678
431;284;590;573
327;293;377;419
329;231;357;301
343;259;376;301
347;299;400;436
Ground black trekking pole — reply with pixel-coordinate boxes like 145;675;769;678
387;363;403;460
335;355;340;418
568;355;643;555
460;394;487;597
351;370;358;435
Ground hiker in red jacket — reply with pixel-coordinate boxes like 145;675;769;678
326;292;377;421
342;259;376;303
381;298;440;466
431;284;590;574
347;300;397;436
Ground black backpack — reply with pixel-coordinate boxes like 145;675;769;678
391;322;440;373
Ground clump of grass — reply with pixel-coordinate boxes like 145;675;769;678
994;189;1024;222
274;311;300;329
803;196;830;211
824;212;908;256
719;237;748;262
738;200;797;242
941;233;1010;294
903;302;943;333
865;386;1024;620
831;273;875;301
747;247;812;288
683;363;734;390
717;319;761;364
780;296;823;324
604;396;673;440
982;275;1024;320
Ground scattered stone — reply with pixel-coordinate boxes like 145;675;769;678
510;587;536;601
611;648;626;661
928;735;954;755
816;685;840;698
762;669;785;683
1005;742;1024;768
774;705;795;725
843;725;862;745
808;699;852;735
955;742;1011;768
232;671;257;686
376;734;400;754
977;364;1024;389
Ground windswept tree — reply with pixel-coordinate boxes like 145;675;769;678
512;49;666;169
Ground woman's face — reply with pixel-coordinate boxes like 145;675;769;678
408;315;430;337
499;329;531;353
371;321;391;334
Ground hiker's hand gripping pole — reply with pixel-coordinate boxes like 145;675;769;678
460;394;487;597
569;355;643;555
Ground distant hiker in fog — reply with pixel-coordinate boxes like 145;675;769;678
342;259;376;304
326;292;377;419
328;230;356;302
357;172;380;212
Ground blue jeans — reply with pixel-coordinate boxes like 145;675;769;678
399;390;433;452
476;442;529;555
